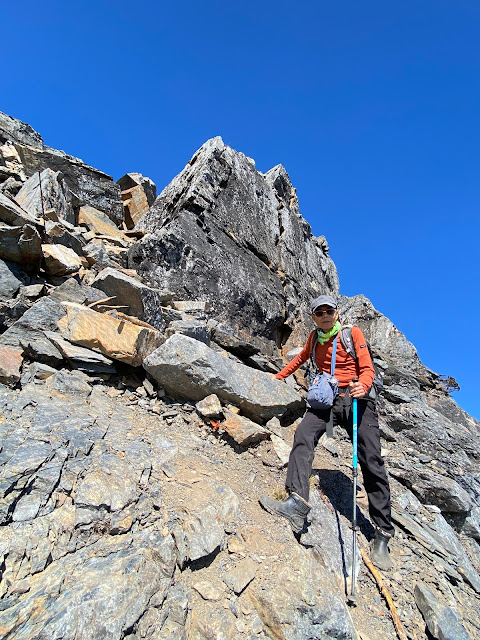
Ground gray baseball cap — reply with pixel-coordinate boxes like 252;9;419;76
311;295;337;313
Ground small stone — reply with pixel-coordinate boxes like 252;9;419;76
270;434;291;466
170;300;209;313
226;404;240;414
143;378;155;396
196;394;223;419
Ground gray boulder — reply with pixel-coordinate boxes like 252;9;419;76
0;224;42;269
143;334;304;422
0;297;67;365
338;294;425;372
0;192;40;227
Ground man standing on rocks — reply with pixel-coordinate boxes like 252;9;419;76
260;295;394;571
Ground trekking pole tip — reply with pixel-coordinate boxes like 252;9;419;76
346;593;357;606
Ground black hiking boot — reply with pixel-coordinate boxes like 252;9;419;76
259;492;311;533
370;530;394;571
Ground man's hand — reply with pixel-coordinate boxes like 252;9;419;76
349;380;366;399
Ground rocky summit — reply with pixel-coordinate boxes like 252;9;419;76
0;111;479;640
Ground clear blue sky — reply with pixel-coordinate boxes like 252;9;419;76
2;1;478;418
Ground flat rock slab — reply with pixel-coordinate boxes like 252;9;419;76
0;531;176;640
170;480;239;568
414;582;472;640
78;205;129;241
44;331;116;373
144;334;304;422
15;168;73;223
57;302;164;366
0;297;66;365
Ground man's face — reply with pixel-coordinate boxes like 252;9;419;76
311;305;338;332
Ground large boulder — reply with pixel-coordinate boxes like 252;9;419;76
143;333;304;422
128;137;339;356
0;193;40;227
0;224;42;269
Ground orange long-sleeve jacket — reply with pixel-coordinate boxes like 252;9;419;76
275;325;375;393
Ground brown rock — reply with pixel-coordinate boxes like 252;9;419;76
0;347;23;385
221;411;270;446
192;581;224;601
56;302;164;366
0;193;39;227
78;205;131;242
121;185;150;229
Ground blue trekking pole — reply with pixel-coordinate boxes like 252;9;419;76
347;378;359;605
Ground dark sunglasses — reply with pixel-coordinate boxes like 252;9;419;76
313;308;336;317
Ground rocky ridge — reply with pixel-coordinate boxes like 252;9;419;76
0;111;479;640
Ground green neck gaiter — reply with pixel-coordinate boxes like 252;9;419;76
317;321;341;345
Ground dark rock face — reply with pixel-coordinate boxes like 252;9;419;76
128;137;339;356
0;111;43;148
